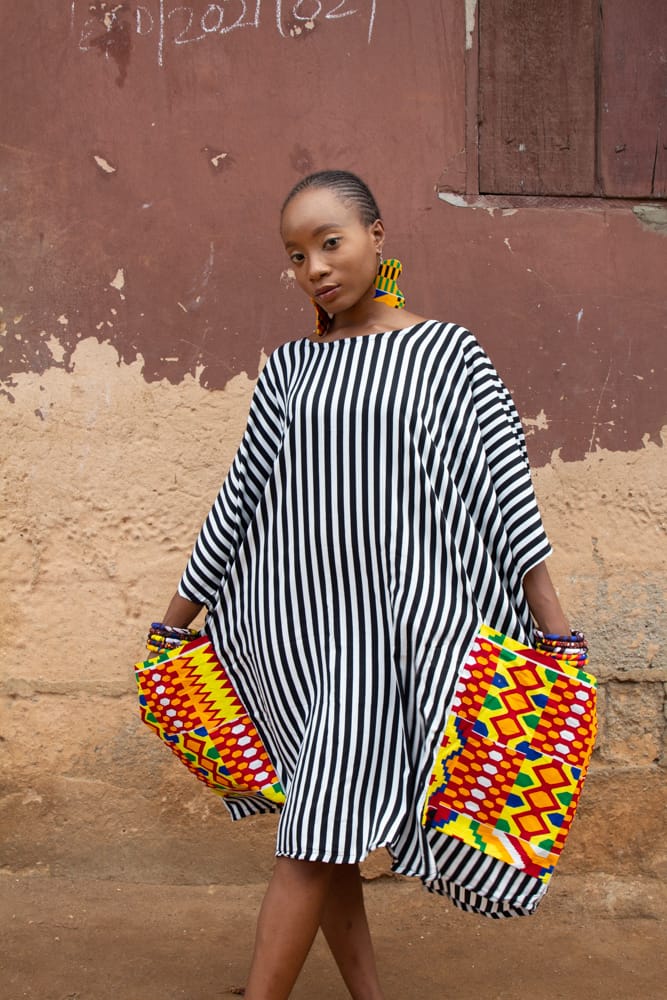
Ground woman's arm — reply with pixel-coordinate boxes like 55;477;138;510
161;592;203;629
522;561;570;635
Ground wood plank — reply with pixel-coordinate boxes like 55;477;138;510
599;0;667;197
478;0;597;196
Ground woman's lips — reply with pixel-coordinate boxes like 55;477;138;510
314;284;340;303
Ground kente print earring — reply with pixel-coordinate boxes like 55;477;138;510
312;300;332;338
373;257;406;310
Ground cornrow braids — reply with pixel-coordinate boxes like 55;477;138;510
281;170;381;226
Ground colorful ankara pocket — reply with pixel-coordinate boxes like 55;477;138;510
423;625;596;888
134;636;285;806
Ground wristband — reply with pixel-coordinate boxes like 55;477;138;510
534;629;588;665
146;621;200;654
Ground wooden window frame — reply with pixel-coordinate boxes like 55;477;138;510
439;0;666;210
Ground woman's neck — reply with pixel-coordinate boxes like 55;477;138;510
321;300;423;342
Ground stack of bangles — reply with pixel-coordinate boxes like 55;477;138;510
533;629;589;666
146;622;201;656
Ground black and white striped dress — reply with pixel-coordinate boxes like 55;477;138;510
179;321;553;916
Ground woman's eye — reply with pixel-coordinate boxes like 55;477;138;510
324;237;340;249
290;252;305;263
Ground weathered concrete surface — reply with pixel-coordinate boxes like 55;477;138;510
1;874;666;1000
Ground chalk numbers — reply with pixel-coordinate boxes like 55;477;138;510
170;3;260;47
284;1;368;29
75;0;377;68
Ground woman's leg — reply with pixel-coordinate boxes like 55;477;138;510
243;857;335;1000
320;864;385;1000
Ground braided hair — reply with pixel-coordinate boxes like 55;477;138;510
281;170;381;226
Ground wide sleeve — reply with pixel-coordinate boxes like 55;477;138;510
461;331;552;580
178;351;287;609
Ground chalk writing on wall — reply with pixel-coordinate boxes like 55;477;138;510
73;1;378;68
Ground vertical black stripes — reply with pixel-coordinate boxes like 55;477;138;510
177;322;553;915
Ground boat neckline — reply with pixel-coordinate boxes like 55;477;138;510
304;320;435;346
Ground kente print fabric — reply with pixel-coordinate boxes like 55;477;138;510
372;257;406;310
175;322;560;915
423;626;596;887
135;636;284;809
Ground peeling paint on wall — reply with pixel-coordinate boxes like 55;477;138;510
109;268;125;292
45;335;66;363
2;1;663;465
523;408;550;435
465;0;477;50
633;204;667;233
93;153;117;173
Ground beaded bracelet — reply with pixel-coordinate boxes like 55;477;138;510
533;629;588;664
534;630;587;647
146;621;200;655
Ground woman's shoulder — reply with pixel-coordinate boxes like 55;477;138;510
401;321;500;387
260;334;310;366
256;334;315;389
408;317;481;353
383;315;477;345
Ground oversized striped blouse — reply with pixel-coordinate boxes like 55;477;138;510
179;321;553;916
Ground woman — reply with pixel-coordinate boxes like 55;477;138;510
154;171;575;999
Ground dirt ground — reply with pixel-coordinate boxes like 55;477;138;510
1;874;665;1000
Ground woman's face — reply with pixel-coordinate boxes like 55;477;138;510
281;186;384;318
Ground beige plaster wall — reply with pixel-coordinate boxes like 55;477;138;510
1;338;665;904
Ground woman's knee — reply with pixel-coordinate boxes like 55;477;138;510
273;856;336;887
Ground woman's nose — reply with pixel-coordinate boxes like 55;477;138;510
308;254;330;279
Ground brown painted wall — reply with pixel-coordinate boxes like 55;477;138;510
1;2;666;903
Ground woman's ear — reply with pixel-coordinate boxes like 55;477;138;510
371;219;385;253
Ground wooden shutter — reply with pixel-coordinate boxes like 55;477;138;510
478;0;597;196
599;0;667;198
